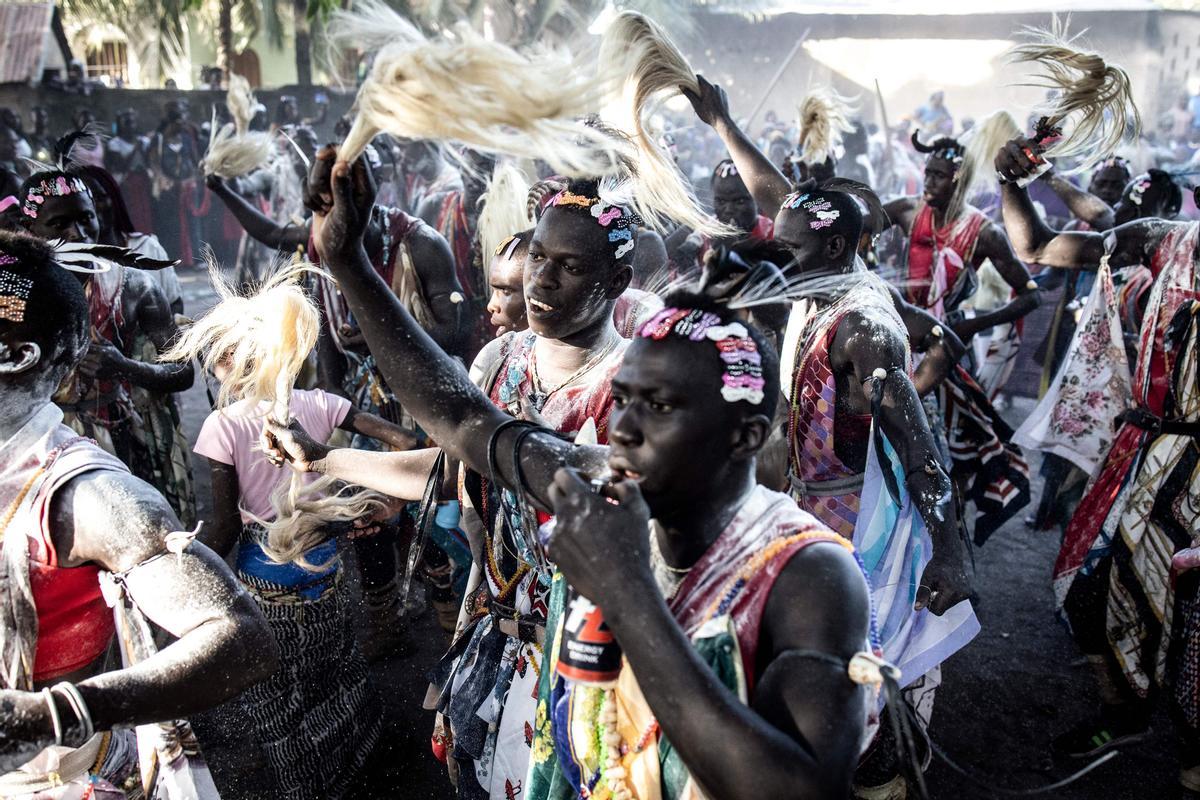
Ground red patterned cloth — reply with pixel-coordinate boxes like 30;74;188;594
787;300;871;538
905;203;987;313
668;486;854;691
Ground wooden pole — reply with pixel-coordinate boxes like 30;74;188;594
746;28;810;129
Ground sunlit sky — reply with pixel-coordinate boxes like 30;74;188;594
804;38;1015;94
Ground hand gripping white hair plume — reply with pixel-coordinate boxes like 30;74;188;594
596;11;737;238
200;74;275;179
1007;18;1141;173
329;0;621;177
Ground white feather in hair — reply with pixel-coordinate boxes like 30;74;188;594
1007;20;1141;171
50;240;179;274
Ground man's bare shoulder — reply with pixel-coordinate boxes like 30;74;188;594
49;468;178;572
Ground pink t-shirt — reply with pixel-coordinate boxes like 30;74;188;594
195;388;351;524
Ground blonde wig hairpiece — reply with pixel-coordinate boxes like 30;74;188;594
330;0;620;177
1007;21;1141;172
200;75;274;178
796;88;856;167
249;476;389;571
158;256;321;422
597;11;736;238
477;161;535;282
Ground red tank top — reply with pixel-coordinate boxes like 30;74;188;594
906;204;987;309
27;440;124;682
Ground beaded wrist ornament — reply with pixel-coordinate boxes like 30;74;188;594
22;175;90;220
638;307;765;405
0;254;33;323
546;190;643;260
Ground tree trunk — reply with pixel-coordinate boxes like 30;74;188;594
293;0;312;86
218;0;234;82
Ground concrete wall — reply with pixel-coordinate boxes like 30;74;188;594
0;84;353;143
186;25;316;91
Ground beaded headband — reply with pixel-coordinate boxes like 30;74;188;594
638;307;765;405
1097;155;1131;175
1127;173;1153;207
0;254;33;323
22;175;91;220
928;145;964;166
547;190;643;260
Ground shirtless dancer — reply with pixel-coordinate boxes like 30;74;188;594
0;229;273;796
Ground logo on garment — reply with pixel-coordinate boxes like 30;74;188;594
556;589;623;683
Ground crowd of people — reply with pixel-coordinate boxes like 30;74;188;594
0;12;1198;800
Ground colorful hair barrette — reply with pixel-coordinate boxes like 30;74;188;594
637;311;765;405
21;175;90;219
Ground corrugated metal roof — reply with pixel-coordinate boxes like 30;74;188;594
0;3;54;84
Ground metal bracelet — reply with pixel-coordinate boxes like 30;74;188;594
51;682;94;746
41;687;63;746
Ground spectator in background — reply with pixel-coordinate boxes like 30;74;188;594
27;106;53;161
60;58;100;96
0;108;32;161
914;89;954;136
1166;92;1194;145
152;99;202;265
276;95;301;128
0;125;23;200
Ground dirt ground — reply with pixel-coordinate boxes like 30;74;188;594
174;271;1174;800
